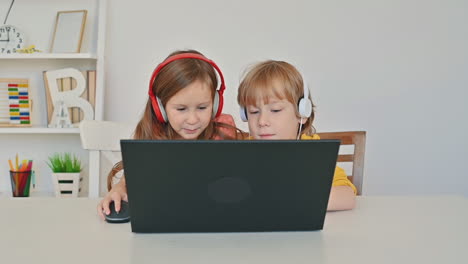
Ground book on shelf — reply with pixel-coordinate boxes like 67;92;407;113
43;70;96;125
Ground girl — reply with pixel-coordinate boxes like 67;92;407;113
237;60;356;211
98;50;242;219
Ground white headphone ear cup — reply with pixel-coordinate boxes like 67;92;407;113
239;106;248;122
212;91;219;118
298;98;312;118
157;97;168;122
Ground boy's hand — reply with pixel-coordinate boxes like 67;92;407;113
327;186;356;211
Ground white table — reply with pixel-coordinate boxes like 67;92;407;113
1;196;467;264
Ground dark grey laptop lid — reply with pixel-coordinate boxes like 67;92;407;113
121;140;340;233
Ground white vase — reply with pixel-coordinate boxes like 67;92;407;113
52;172;81;197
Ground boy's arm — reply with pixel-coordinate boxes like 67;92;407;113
327;166;357;211
327;186;356;211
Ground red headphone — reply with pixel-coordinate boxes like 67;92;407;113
148;53;226;123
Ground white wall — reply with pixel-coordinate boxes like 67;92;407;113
104;0;468;196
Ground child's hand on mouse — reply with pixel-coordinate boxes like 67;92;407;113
97;178;128;220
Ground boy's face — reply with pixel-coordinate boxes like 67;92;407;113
166;80;213;139
246;97;305;140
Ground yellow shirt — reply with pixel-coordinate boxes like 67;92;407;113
301;134;357;194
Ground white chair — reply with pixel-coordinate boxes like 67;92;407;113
79;120;134;197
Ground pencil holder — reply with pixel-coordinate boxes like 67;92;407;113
10;170;33;197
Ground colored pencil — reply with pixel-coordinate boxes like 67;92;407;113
8;159;14;171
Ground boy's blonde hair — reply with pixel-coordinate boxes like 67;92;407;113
237;60;316;135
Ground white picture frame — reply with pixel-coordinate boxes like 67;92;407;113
50;10;87;53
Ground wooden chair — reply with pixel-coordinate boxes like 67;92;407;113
79;120;134;197
316;131;366;195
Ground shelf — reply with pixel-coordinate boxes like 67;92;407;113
0;192;54;198
0;127;80;134
0;53;97;60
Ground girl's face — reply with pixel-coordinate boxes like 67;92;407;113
166;80;213;139
246;96;305;140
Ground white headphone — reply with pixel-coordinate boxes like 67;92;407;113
239;73;313;122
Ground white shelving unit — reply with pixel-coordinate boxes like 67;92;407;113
0;127;80;134
0;0;106;198
0;53;97;59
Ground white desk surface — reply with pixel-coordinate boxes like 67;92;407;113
1;196;467;264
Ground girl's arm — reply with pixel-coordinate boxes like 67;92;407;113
97;177;128;220
327;186;356;211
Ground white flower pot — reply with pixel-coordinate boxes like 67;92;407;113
52;172;81;197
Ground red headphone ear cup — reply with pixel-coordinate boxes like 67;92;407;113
153;97;168;123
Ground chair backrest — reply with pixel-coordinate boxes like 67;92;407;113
80;120;135;151
79;120;135;197
316;131;366;195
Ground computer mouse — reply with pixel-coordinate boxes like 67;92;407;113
105;200;130;223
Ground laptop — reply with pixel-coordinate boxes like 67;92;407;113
120;140;340;233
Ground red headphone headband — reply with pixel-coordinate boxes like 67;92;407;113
148;53;226;121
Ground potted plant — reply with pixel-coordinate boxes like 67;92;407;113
47;152;83;197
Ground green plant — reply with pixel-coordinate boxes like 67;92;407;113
47;153;82;173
